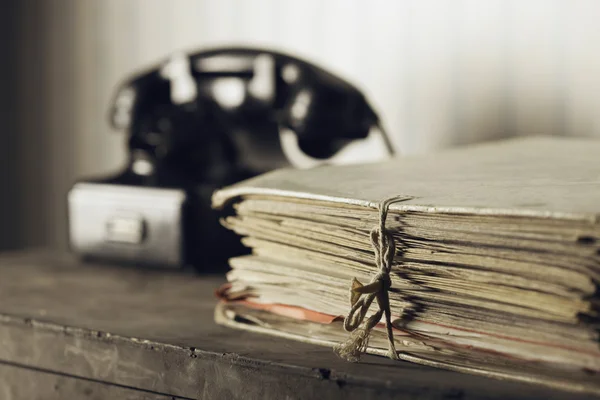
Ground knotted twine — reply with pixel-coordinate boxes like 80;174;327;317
333;196;406;363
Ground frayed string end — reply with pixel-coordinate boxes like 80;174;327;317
333;326;371;363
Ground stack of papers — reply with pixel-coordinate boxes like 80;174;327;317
212;137;600;394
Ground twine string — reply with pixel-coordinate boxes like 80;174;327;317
334;196;406;362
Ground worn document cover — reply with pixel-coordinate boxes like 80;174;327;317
212;136;600;394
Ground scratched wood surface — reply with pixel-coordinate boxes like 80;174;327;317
0;250;597;400
0;363;171;400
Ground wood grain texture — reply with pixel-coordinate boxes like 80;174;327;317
0;250;597;399
0;363;175;400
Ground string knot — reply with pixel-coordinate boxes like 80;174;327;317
334;196;407;362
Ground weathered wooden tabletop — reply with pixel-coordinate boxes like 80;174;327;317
0;250;597;400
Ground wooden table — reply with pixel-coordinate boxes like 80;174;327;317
0;250;596;400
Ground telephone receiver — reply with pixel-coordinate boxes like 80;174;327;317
109;47;394;182
69;47;394;270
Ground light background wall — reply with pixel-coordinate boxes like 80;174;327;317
5;0;600;251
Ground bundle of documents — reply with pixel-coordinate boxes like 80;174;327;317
212;137;600;394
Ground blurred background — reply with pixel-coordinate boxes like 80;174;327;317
0;0;599;253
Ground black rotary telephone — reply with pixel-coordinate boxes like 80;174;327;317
68;47;394;270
